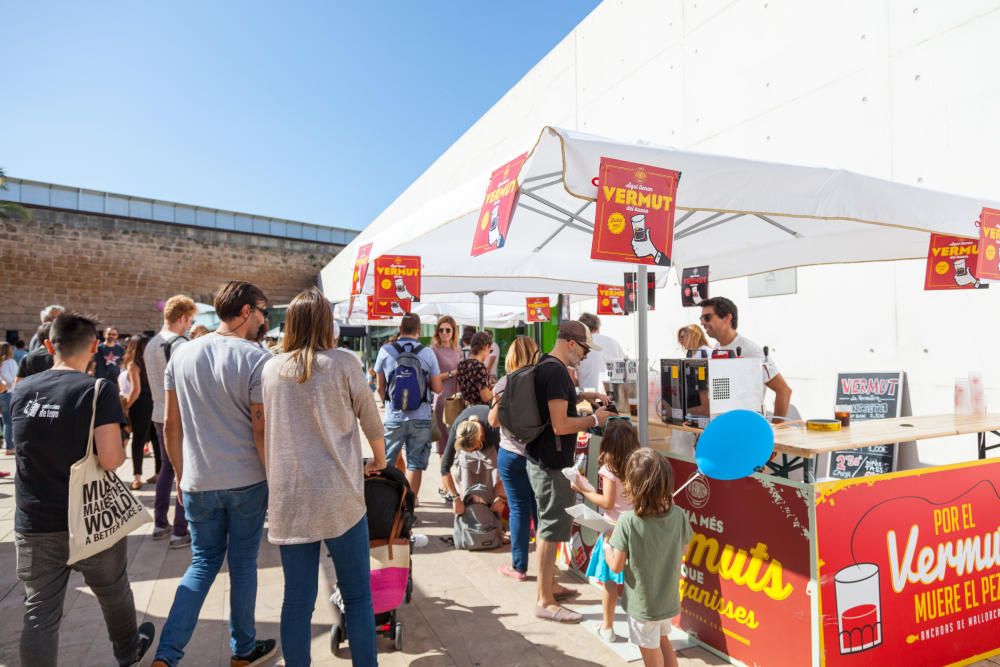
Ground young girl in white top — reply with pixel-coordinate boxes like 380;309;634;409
571;418;639;642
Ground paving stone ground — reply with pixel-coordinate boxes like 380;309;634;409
0;448;996;666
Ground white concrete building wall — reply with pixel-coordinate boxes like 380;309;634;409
368;0;1000;466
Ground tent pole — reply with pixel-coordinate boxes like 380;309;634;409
477;292;485;330
637;265;649;446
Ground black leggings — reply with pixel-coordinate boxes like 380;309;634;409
128;394;154;476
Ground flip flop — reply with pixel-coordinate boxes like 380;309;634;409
535;605;582;624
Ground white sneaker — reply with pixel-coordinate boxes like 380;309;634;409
597;627;617;643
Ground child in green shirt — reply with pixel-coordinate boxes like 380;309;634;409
605;449;693;667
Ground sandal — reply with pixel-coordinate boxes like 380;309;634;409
498;565;527;581
130;480;143;490
534;605;582;624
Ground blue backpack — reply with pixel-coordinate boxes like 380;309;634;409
386;342;430;412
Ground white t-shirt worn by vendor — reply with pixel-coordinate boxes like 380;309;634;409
714;333;779;381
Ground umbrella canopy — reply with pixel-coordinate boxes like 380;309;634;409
320;126;997;303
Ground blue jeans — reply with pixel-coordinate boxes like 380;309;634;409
497;448;538;573
155;481;268;666
384;420;432;471
0;392;12;450
279;516;376;667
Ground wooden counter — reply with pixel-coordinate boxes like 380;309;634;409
770;413;1000;457
655;414;1000;458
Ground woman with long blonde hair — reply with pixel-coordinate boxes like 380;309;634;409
677;324;713;358
261;287;386;666
488;335;540;580
431;315;460;456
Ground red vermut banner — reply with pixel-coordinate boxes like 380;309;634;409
924;234;987;290
591;158;679;266
471;153;527;256
351;242;373;296
596;284;627;316
368;296;410;318
374;255;421;302
976;207;1000;281
668;457;813;667
815;459;1000;666
525;297;551;323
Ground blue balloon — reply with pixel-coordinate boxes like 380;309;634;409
695;410;774;480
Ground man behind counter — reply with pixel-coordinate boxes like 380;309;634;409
699;296;792;420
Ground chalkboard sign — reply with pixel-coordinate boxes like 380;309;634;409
826;371;907;479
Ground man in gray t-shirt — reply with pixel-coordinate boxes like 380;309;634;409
153;281;277;667
144;294;197;546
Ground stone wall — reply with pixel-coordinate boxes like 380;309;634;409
1;206;344;340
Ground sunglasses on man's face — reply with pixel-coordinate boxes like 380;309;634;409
700;313;716;323
254;305;271;319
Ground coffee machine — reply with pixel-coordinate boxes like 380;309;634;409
660;356;766;424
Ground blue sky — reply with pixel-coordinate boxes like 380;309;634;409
2;1;600;230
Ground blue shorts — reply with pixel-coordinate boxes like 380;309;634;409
586;533;624;584
384;419;433;471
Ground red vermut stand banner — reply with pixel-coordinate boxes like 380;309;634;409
924;234;987;290
591;157;679;266
667;456;813;667
374;255;421;302
815;460;1000;666
369;296;411;318
525;297;551;323
976;207;1000;281
471;153;527;256
596;284;626;316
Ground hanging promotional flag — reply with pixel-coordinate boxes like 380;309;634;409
369;296;412;318
374;255;421;302
681;266;710;306
596;284;627;316
975;207;1000;281
623;271;656;314
471;153;528;256
351;243;373;295
525;297;551;323
923;234;988;290
591;158;679;266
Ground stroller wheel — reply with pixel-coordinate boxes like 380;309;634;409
394;622;403;651
330;624;343;655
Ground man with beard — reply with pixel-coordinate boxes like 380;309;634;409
526;320;612;625
151;281;276;667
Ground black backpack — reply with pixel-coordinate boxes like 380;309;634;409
162;335;188;362
498;356;563;451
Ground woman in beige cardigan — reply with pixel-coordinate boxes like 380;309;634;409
261;288;386;666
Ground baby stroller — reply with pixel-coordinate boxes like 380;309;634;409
330;465;416;654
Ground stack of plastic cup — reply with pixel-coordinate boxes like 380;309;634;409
955;378;972;415
969;371;987;415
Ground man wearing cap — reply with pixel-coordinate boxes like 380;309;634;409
527;320;612;624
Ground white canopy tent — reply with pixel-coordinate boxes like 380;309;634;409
320;126;997;441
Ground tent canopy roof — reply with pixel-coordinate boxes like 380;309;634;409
321;126;997;303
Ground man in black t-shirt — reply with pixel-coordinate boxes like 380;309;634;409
525;320;611;625
15;323;54;385
94;326;126;385
11;312;154;666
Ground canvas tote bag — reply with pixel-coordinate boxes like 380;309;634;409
67;379;151;565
